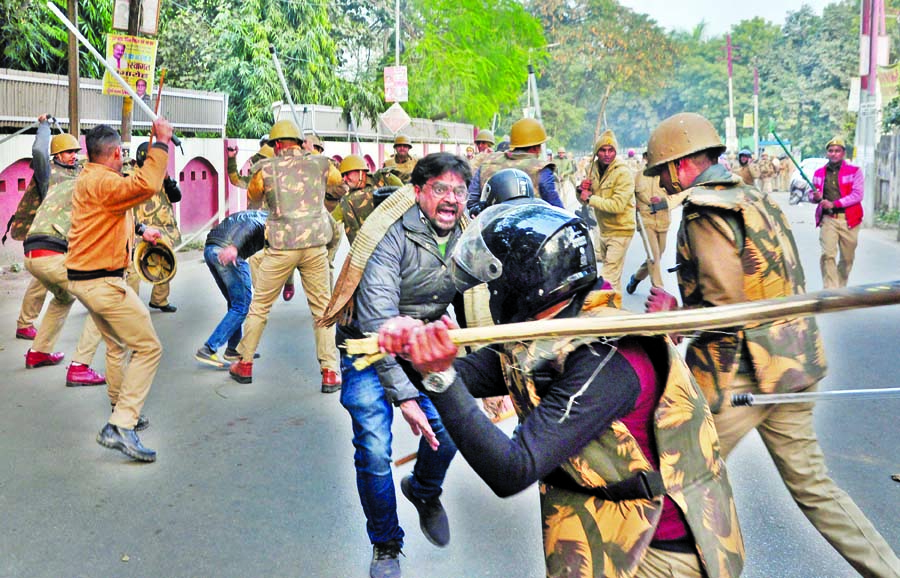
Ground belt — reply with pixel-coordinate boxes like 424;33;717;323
25;249;63;258
542;468;665;502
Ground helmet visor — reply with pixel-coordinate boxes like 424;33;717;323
450;204;520;292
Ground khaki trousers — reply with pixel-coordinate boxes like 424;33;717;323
596;234;633;295
633;547;702;578
68;277;162;429
24;254;102;364
237;246;338;372
633;225;668;288
715;374;900;577
149;281;172;307
18;275;48;329
819;214;859;289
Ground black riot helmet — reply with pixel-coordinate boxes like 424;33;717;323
470;168;535;217
450;203;597;324
135;141;149;167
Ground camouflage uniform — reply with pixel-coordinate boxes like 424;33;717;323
674;164;900;577
477;152;554;202
235;146;339;375
339;173;377;246
382;154;417;183
132;178;182;307
23;179;102;364
228;153;267;210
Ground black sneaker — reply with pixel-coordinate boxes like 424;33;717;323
149;302;177;313
400;474;450;547
626;274;641;295
370;539;402;578
195;345;226;368
223;348;260;362
96;423;156;462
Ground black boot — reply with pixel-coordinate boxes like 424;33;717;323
96;423;156;462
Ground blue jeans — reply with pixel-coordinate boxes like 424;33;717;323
203;244;252;351
339;352;457;546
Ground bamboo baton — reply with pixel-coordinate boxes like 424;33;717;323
269;45;303;130
345;280;900;361
46;2;181;147
732;387;900;407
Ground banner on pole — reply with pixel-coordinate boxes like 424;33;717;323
102;34;157;101
384;66;408;103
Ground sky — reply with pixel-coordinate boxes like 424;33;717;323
618;0;838;36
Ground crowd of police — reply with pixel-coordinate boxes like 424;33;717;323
5;108;894;578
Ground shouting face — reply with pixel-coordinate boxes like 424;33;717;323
415;171;467;236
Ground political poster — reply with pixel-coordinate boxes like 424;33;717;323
102;34;157;101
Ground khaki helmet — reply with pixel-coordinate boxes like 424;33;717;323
258;144;275;159
644;112;725;176
133;239;177;285
50;133;80;156
474;129;495;145
826;136;846;150
394;134;412;147
267;120;302;145
509;118;548;149
339;154;369;174
306;133;324;151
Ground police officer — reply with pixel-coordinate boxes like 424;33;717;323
338;154;376;246
642;112;900;577
466;118;563;212
626;150;671;294
383;134;417;183
733;148;758;186
228;120;341;394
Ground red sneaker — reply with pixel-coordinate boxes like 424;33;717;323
282;284;295;302
16;326;37;340
229;360;253;384
25;349;65;369
321;368;342;394
66;363;107;387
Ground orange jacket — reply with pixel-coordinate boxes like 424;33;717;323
67;143;169;273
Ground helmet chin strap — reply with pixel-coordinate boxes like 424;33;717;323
666;161;683;193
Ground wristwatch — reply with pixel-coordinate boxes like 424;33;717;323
422;367;457;394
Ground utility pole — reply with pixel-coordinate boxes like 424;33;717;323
394;0;400;68
66;0;79;137
753;66;759;155
120;0;141;152
855;0;885;228
723;35;738;153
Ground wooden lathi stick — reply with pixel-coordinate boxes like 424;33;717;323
346;280;900;357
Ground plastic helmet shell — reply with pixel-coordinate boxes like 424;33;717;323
50;133;81;156
644;112;725;176
394;134;412;147
509;118;548;149
133;239;177;285
135;141;150;166
267;120;302;145
474;129;496;145
451;203;596;325
306;133;324;151
339;154;369;174
480;168;535;207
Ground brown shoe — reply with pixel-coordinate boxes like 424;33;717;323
229;360;253;384
321;368;341;394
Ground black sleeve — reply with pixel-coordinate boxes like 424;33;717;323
431;342;640;497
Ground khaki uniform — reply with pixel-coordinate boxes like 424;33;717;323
581;157;636;293
134;182;182;307
632;170;670;287
16;161;79;331
66;143;169;429
24;178;102;363
236;146;338;374
733;161;759;186
675;165;900;577
382;154;417;183
757;155;776;193
477;151;554;202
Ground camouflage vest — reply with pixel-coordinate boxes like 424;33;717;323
26;178;77;243
499;301;743;578
9;161;78;241
383;155;417;183
135;186;182;246
677;181;827;412
339;178;376;246
478;151;553;200
260;147;332;250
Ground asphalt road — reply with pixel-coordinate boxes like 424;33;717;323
0;191;897;578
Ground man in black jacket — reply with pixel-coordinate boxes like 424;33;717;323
194;210;267;367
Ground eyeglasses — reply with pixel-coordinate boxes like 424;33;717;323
426;181;468;201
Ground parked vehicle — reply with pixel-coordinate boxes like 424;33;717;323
789;157;827;204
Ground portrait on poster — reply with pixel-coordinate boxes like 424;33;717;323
103;34;158;99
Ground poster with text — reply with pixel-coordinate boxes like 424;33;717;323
102;34;157;101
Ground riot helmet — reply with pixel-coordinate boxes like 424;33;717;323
450;203;596;324
470;168;535;218
135;141;149;167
